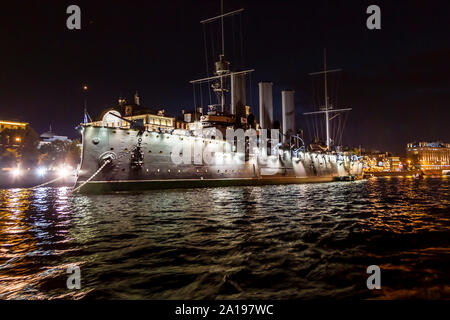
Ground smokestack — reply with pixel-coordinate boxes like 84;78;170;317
231;73;246;122
134;91;140;105
258;82;273;129
282;90;295;141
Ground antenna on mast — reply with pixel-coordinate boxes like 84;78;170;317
221;0;225;56
196;5;250;114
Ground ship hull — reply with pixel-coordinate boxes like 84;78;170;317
75;126;364;193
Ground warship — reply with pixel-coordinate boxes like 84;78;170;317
74;7;363;193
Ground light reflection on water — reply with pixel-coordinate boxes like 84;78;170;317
0;177;448;299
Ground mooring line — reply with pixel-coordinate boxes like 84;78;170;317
72;159;111;193
29;176;65;190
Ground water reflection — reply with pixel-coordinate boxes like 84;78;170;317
0;177;448;299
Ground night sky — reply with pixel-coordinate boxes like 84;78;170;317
0;0;449;154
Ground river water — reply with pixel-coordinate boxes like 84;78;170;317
0;177;448;299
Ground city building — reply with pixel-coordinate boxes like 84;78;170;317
39;126;72;148
0;120;29;148
362;151;392;172
0;120;28;132
388;156;401;171
406;141;450;173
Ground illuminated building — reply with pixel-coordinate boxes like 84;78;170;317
0;120;28;132
406;141;450;173
39;125;72;148
87;92;184;131
0;120;29;148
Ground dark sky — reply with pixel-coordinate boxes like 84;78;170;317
0;0;449;154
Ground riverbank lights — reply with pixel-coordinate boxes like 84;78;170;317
57;166;69;178
11;168;22;177
36;167;46;177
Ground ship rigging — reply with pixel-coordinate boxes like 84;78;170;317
304;49;351;151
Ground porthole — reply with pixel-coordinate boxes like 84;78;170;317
159;151;163;154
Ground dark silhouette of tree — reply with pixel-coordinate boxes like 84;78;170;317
0;126;39;167
17;127;40;167
39;139;81;168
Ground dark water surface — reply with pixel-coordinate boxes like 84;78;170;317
0;177;449;299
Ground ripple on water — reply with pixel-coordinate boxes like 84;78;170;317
0;177;449;299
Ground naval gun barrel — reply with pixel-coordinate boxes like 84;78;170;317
108;112;145;132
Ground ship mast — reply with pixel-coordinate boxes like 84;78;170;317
303;49;351;150
191;5;253;115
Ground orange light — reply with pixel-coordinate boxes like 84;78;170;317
15;137;21;142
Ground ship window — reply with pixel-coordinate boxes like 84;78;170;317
168;169;171;173
232;170;235;173
180;137;183;141
178;169;181;173
157;169;160;172
110;147;114;150
217;169;220;173
124;148;128;152
156;135;159;138
196;169;199;173
179;152;183;156
148;150;152;153
225;170;228;173
159;151;163;154
146;168;149;172
205;169;208;173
